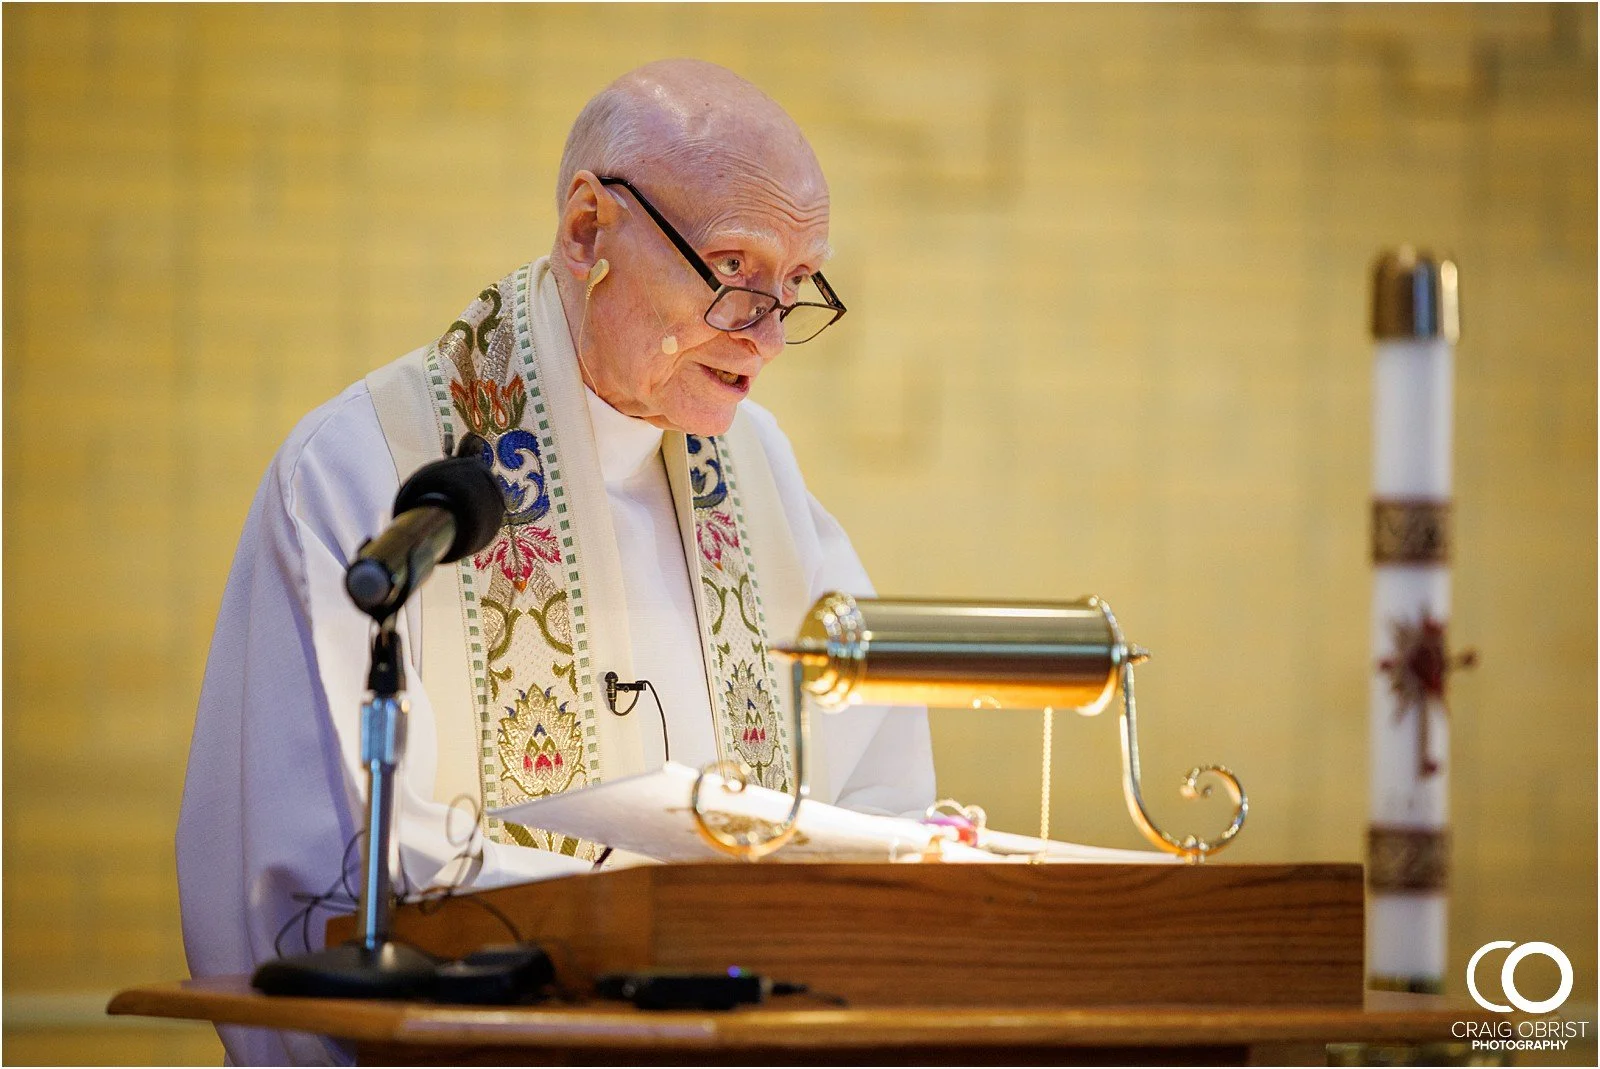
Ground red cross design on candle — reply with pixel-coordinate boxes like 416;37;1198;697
1379;613;1477;779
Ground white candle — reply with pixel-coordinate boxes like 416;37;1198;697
1367;249;1463;994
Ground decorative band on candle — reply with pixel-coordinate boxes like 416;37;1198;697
1372;498;1451;564
1367;825;1450;893
1372;248;1460;341
1368;975;1446;996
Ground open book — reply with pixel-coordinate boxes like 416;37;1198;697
489;762;1177;865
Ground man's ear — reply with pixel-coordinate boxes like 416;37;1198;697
557;171;623;280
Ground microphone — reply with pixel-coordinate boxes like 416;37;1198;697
604;671;647;713
346;436;505;620
603;672;670;762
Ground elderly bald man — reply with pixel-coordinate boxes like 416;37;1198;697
177;59;935;1065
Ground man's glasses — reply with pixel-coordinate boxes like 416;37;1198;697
597;176;846;345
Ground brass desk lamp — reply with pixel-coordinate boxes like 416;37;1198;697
689;594;1247;864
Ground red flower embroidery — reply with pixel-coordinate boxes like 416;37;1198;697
475;526;561;590
449;377;527;436
696;509;741;569
476;381;506;430
449;381;481;434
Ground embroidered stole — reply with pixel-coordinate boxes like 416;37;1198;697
391;261;792;858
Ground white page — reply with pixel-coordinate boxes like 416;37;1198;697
974;827;1179;863
490;762;974;862
490;762;1177;865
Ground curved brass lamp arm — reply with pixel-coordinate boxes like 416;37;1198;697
1116;658;1248;863
689;660;810;861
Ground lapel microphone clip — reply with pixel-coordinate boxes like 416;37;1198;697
604;671;647;715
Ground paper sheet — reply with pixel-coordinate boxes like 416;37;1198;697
490;762;1178;865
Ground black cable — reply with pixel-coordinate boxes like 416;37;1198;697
339;829;364;902
595;674;668;873
273;829;364;957
771;982;849;1007
413;882;523;944
271;793;514;958
266;797;610;1003
641;679;668;763
405;800;596;1001
604;673;670;763
406;794;524;943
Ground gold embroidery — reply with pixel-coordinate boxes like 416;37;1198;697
422;263;788;856
497;686;587;802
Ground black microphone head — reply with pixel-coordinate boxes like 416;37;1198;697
346;557;397;611
393;455;505;563
456;431;491;463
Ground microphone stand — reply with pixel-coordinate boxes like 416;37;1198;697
253;437;508;999
250;614;439;998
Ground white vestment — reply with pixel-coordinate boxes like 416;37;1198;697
176;263;936;1066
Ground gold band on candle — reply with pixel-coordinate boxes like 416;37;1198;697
1367;825;1450;893
1372;498;1452;565
1367;975;1446;996
1371;247;1460;342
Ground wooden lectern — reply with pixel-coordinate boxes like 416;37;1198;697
110;860;1490;1064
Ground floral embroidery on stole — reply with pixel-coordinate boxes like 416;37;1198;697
423;263;791;857
688;436;792;791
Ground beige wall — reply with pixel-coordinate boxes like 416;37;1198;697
4;4;1594;1064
